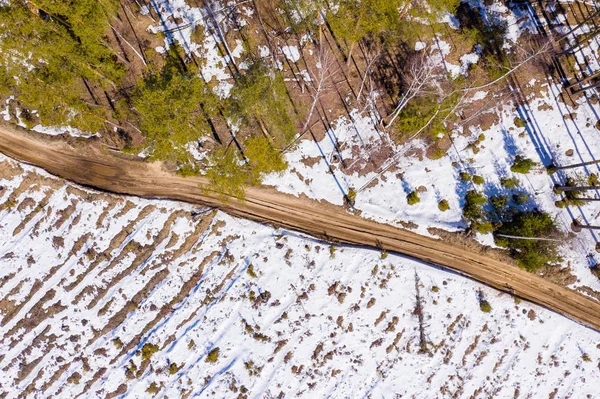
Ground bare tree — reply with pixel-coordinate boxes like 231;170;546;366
413;271;428;354
282;40;340;152
548;159;600;173
461;38;555;93
383;52;443;129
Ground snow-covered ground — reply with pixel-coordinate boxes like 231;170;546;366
264;84;600;295
263;0;600;296
1;155;600;398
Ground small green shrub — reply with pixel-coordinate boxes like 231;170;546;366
472;175;484;185
477;133;485;141
459;172;472;182
582;353;591;362
246;264;257;278
381;250;388;259
512;192;530;205
500;177;520;189
431;286;439;293
429;146;447;159
206;347;220;363
438;199;449;212
141;343;159;362
467;143;480;154
169;363;179;375
510;155;536;174
463;190;487;220
490;195;509;211
472;221;494;234
329;245;336;259
346;187;357;206
494;211;561;271
589;173;599;186
514;116;527;128
407;191;420;205
146;382;160;394
480;300;492;313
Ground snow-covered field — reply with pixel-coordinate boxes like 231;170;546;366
1;155;600;398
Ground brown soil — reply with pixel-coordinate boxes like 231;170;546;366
2;122;600;331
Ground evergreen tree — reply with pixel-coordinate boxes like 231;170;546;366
227;61;297;147
0;0;123;131
131;59;217;163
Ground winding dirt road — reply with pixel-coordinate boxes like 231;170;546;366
1;122;600;330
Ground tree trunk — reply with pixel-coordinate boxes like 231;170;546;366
571;221;600;232
554;184;599;192
549;159;600;172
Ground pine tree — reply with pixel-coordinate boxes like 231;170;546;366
131;58;217;163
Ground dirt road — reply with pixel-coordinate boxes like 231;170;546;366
1;122;600;331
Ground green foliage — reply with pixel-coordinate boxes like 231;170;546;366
392;92;459;140
428;145;447;159
381;250;388;259
206;347;220;363
406;191;420;205
327;0;406;45
346;187;357;206
459;172;472;182
458;4;508;58
494;211;561;271
141;343;159;362
589;173;599;186
500;177;520;189
205;135;289;199
489;195;510;221
514;116;527;128
228;61;297;147
245;136;287;182
205;147;248;200
431;286;440;293
471;221;494;234
280;0;319;34
512;191;530;205
146;382;160;393
438;199;449;212
463;190;486;221
132;59;216;163
554;199;568;208
510;155;536;174
169;363;179;375
0;0;122;131
329;245;336;259
247;263;257;278
463;190;493;234
558;177;588;207
514;296;521;304
472;175;484;185
479;300;492;313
